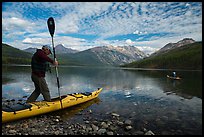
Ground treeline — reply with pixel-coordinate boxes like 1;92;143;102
2;43;32;64
121;42;202;70
2;57;31;65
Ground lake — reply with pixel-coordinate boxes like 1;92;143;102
2;65;202;135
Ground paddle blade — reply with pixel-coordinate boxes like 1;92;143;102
47;17;55;37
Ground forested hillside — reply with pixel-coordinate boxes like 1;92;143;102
2;43;32;64
121;42;202;70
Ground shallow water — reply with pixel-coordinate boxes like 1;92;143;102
2;65;202;135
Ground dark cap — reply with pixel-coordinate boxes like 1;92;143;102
42;45;52;54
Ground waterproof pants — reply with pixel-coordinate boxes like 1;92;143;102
26;74;51;103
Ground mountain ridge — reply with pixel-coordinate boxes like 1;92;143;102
88;45;147;65
58;45;146;66
150;38;196;56
23;44;79;54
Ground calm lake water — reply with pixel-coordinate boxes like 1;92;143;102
2;65;202;135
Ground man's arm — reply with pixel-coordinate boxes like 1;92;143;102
38;50;54;64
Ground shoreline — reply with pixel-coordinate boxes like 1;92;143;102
2;109;156;135
2;64;202;72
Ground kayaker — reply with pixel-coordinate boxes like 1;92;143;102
26;45;58;103
172;71;176;78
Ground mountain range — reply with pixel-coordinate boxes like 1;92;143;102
23;44;147;66
78;45;146;65
2;38;201;69
23;44;78;54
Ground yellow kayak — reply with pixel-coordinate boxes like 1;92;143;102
2;88;102;123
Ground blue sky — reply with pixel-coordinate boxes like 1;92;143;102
2;2;202;54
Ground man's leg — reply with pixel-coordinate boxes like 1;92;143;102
38;77;51;102
26;74;41;103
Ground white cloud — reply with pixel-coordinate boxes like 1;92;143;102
22;38;33;44
22;37;50;47
133;30;140;35
20;36;89;51
57;14;79;34
2;17;35;32
125;39;134;45
136;46;159;55
28;32;50;38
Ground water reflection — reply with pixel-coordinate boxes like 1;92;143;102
50;97;101;121
2;65;202;100
122;69;202;99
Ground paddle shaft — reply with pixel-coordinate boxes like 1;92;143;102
51;36;63;109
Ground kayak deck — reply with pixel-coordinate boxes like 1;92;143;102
167;75;181;80
2;88;102;123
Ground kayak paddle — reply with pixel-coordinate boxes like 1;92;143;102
47;17;63;109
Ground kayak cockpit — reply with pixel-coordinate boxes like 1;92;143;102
2;103;32;112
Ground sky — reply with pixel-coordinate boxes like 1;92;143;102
2;2;202;55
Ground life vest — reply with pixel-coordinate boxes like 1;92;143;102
31;50;51;72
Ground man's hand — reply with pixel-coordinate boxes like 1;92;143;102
53;61;58;66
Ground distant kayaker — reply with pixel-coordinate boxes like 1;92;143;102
172;71;176;78
26;45;58;103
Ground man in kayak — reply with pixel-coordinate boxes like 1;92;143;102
172;71;176;78
26;45;58;103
